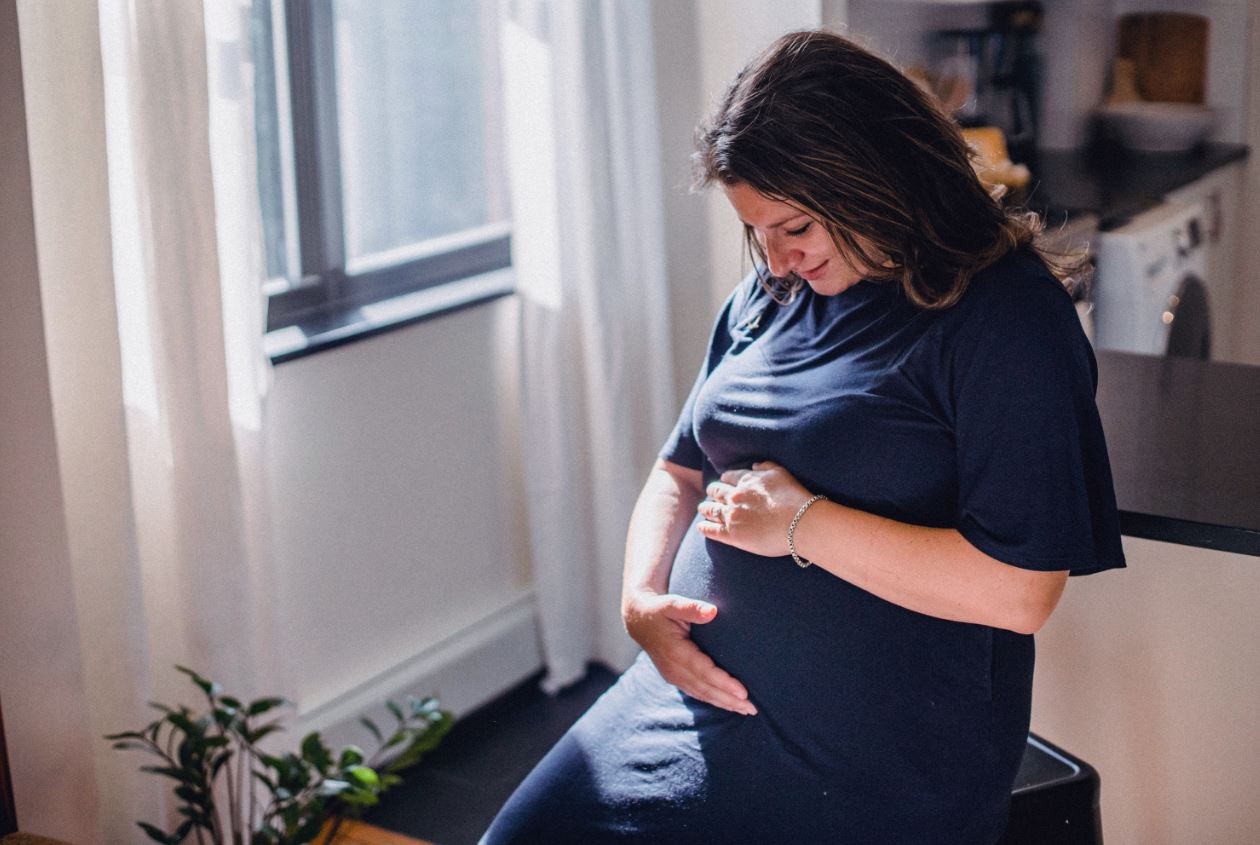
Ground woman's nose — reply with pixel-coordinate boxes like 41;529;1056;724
765;238;799;278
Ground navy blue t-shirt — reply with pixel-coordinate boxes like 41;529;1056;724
483;248;1126;844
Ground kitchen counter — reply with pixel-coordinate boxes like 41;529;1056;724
1095;350;1260;556
1022;142;1248;230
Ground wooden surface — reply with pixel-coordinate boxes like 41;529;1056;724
322;818;437;845
1117;12;1208;104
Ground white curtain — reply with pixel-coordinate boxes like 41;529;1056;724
22;0;275;839
501;0;678;691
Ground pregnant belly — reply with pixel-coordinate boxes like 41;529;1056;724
666;513;996;769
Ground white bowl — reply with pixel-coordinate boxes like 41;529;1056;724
1095;102;1216;153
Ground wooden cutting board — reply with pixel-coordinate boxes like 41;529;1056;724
1117;13;1208;104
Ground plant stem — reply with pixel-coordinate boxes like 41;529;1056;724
223;749;238;843
237;735;248;844
244;743;254;844
319;813;346;845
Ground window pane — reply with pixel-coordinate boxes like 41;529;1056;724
333;0;509;266
251;0;291;283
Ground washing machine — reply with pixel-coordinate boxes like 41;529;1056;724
1093;200;1213;359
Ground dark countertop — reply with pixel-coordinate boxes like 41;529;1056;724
1022;142;1249;230
1095;351;1260;557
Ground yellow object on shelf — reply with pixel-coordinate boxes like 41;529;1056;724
961;127;1030;195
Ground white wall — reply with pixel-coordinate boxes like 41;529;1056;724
1237;2;1260;365
267;299;542;740
694;0;823;312
1033;538;1260;845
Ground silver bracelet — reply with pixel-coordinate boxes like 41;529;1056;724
787;494;828;569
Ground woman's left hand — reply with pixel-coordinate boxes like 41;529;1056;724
697;461;813;556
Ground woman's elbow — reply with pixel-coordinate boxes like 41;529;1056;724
1010;570;1069;635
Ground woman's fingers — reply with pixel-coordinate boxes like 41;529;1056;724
661;595;718;624
706;480;735;501
697;500;728;524
685;678;757;716
682;648;750;702
638;593;757;715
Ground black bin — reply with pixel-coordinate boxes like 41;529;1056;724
997;733;1104;845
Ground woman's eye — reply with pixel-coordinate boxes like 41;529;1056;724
785;223;812;237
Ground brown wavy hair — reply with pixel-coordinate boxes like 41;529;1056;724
692;29;1081;309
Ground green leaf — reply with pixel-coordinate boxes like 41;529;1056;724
103;730;144;741
345;765;379;789
147;701;174;714
386;700;404;723
171;819;194;843
110;740;153;752
136;820;174;844
168;711;198;736
247;722;283;744
339;789;380;808
210;752;232;779
175;665;219;699
247;696;288;716
359;717;382;744
300;732;334;774
293;819;327;844
139;765;199;785
338;745;364;768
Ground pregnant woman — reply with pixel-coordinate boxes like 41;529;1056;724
483;29;1125;844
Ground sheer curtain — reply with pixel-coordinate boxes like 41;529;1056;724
21;0;276;839
501;0;678;691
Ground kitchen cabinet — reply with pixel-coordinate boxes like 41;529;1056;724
1029;349;1260;843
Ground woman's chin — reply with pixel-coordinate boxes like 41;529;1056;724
805;274;862;297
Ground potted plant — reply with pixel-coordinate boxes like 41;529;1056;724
106;666;453;844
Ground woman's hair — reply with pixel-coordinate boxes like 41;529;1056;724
692;29;1083;308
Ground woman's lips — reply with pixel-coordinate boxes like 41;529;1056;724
799;259;829;281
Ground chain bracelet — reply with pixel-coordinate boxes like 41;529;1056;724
787;494;828;568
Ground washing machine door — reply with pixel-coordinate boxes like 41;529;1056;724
1164;274;1211;359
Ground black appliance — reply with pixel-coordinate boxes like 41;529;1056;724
999;733;1104;844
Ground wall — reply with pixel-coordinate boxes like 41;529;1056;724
1237;2;1260;365
1032;538;1260;844
267;300;542;744
694;0;823;312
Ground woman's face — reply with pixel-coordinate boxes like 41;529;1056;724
723;182;874;297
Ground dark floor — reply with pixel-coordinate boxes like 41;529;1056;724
364;664;619;845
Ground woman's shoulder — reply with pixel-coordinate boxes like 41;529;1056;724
945;247;1082;342
717;269;775;334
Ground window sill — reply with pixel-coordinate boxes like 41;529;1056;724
265;268;515;364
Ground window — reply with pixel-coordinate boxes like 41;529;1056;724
253;0;513;360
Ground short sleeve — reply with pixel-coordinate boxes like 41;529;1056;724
951;261;1126;577
658;273;762;471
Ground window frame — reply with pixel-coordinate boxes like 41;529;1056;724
263;0;513;338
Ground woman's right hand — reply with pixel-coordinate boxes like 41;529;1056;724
622;591;757;716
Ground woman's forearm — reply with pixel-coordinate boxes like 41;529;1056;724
792;501;1068;635
621;459;705;610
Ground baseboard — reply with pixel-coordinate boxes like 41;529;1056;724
291;592;543;751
